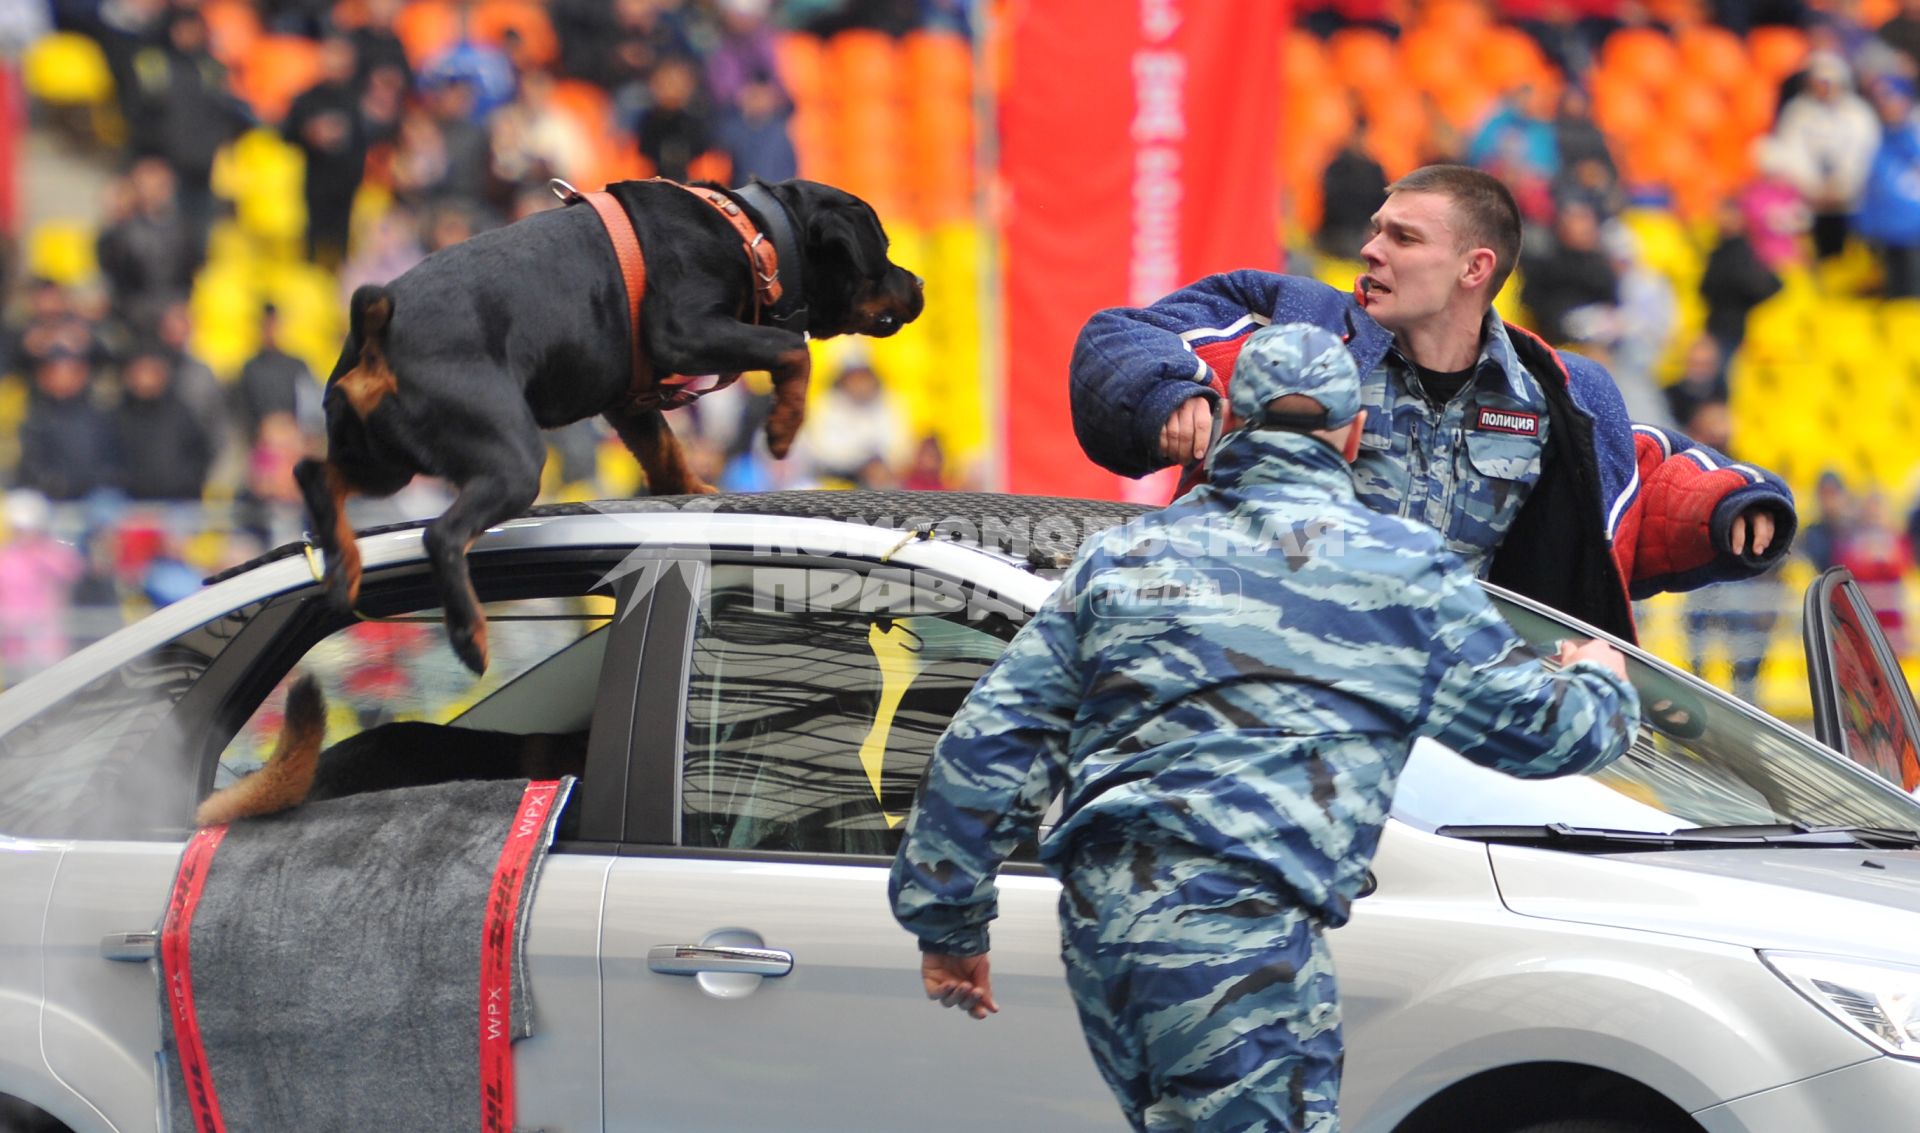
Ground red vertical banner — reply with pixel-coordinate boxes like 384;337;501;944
999;0;1286;499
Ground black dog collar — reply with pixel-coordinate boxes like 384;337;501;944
735;181;809;334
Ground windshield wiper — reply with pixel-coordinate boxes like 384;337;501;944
1435;822;1920;851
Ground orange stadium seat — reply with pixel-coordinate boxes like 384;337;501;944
1599;27;1682;88
1431;82;1497;131
1286;88;1356;152
1283;29;1332;93
1473;26;1552;94
776;34;825;105
550;78;612;133
1676;25;1748;90
789;106;833;180
1746;25;1809;84
1662;75;1727;140
902;32;970;99
1592;74;1656;143
1356;85;1427;146
826;30;900;98
1724;78;1775;137
1400;29;1471;95
1369;132;1422;179
473;0;558;71
1416;0;1492;40
202;0;262;68
235;35;324;123
394;0;460;70
1325;28;1397;92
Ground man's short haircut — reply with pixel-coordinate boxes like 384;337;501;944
1386;165;1523;297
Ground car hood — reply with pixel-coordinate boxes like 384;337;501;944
1491;843;1920;963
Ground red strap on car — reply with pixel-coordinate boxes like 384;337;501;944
478;780;562;1133
163;825;231;1133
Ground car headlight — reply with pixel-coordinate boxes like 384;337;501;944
1762;951;1920;1059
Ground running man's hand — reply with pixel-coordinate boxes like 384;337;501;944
1555;638;1629;683
1730;508;1777;557
1157;397;1214;465
922;951;998;1020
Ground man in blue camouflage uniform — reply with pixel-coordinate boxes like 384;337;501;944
891;323;1642;1132
1071;165;1796;644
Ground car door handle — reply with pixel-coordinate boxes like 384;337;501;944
101;932;158;962
648;944;793;977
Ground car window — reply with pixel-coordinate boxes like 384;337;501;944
1394;593;1920;833
0;599;265;839
681;563;1022;856
216;594;615;786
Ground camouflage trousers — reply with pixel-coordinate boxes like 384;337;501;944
1059;838;1342;1133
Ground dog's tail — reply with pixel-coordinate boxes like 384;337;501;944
194;674;328;826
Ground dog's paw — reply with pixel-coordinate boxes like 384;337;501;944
764;420;801;460
449;624;490;676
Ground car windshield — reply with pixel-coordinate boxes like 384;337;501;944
1392;590;1920;836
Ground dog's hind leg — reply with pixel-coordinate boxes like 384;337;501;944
602;403;718;496
426;433;544;675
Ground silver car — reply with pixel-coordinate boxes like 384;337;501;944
3;491;1919;1133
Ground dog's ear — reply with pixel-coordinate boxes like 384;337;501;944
806;200;889;277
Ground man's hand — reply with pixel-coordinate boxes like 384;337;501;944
1555;638;1629;683
1730;508;1777;558
921;951;998;1020
1157;397;1214;465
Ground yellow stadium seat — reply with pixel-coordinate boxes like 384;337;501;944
24;33;114;106
219;128;307;244
26;220;96;286
190;273;262;380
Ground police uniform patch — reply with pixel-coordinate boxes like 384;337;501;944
1475;407;1540;436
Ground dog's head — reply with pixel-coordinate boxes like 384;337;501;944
770;180;925;340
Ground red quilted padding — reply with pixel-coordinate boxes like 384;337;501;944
1629;434;1744;580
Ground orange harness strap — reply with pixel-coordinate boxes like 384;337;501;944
555;178;769;411
664;179;784;322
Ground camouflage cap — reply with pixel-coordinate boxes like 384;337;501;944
1228;322;1362;430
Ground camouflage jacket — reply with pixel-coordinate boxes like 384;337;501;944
1068;271;1800;642
1352;308;1547;577
890;429;1641;956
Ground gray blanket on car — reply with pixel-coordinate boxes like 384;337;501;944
158;776;573;1133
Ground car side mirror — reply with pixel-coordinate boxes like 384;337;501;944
1803;566;1920;793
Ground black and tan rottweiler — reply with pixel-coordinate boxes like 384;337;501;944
294;177;925;674
195;675;588;826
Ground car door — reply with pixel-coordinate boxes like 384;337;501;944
31;552;644;1133
597;556;1119;1132
1804;565;1920;792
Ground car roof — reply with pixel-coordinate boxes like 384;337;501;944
206;490;1155;585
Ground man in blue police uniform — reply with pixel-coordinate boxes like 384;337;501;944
892;322;1643;1132
1070;164;1795;643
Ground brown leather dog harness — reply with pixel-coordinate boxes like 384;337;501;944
550;177;788;411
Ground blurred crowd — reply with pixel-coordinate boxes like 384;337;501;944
0;0;969;688
1304;0;1920;702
